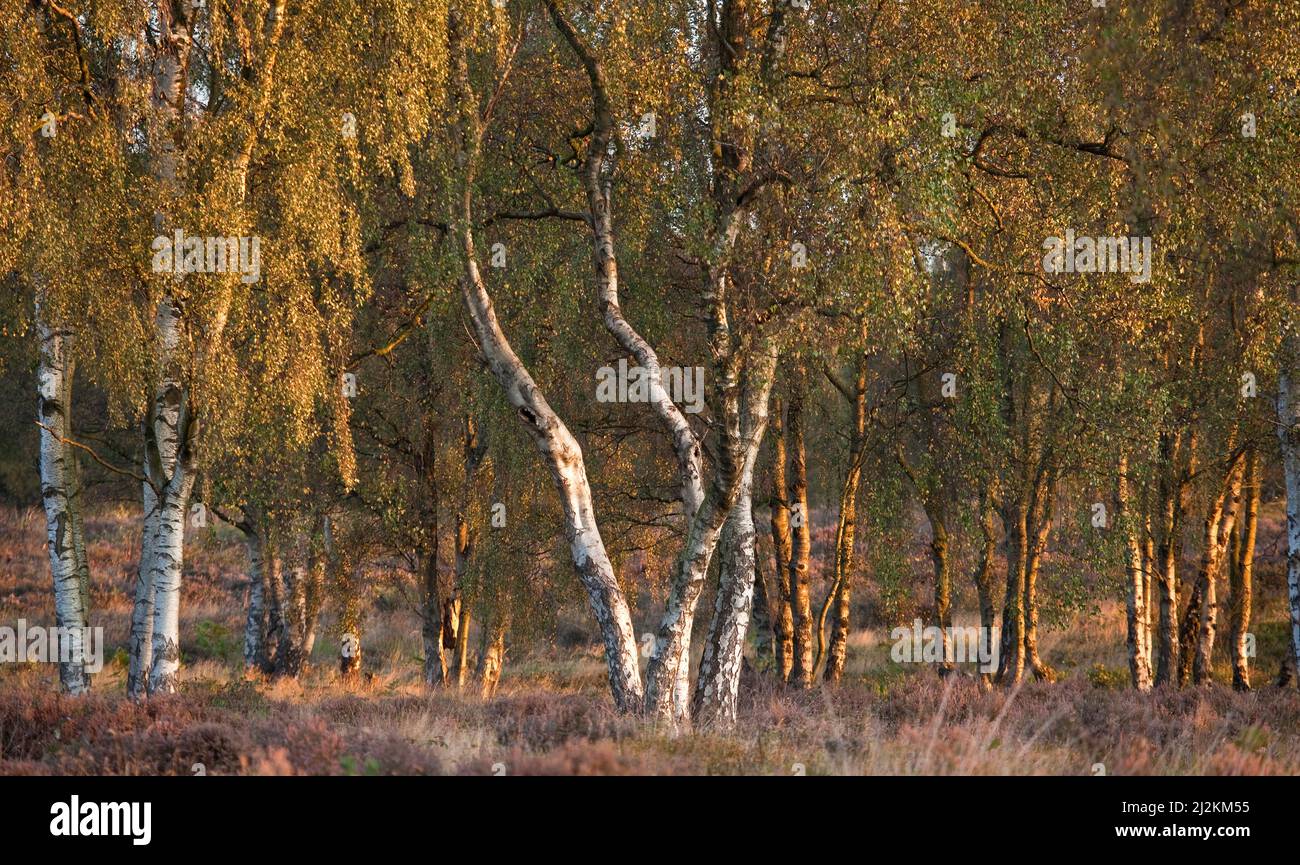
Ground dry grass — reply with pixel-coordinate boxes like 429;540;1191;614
1;505;1298;775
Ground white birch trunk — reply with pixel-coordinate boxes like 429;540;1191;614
36;305;90;694
1277;305;1300;679
127;492;157;699
241;515;267;671
447;9;642;711
692;463;757;728
1116;456;1152;691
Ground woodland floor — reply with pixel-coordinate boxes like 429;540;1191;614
1;505;1299;775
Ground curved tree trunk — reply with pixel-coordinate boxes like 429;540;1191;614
446;10;642;711
820;359;867;683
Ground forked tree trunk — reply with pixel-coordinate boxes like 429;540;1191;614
693;462;759;727
643;340;776;725
36;305;91;694
689;342;778;728
820;359;867;683
1229;447;1259;690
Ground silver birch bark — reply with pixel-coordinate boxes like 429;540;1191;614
446;9;642;712
546;0;706;726
1116;456;1152;691
691;342;778;727
1278;298;1300;679
241;514;267;672
36;302;90;694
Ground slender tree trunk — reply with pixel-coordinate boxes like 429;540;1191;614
452;605;472;688
751;551;774;672
1229;446;1259;690
996;493;1027;685
787;379;815;688
1117;456;1153;691
972;487;998;690
1194;454;1243;684
420;418;445;685
128;501;156;699
36;306;90;694
1154;430;1183;686
769;396;795;682
1278;301;1300;682
821;360;867;682
338;561;362;679
1023;455;1056;681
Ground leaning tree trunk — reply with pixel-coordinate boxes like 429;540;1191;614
769;396;795;682
1229;446;1259;690
1279;300;1300;682
446;11;642;711
786;380;815;689
1116;457;1153;691
36;306;91;694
